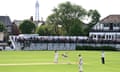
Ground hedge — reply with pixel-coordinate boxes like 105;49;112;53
76;46;117;51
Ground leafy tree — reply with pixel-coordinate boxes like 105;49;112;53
50;24;67;36
0;22;5;32
84;10;101;35
36;24;53;36
46;2;101;36
69;19;84;36
36;25;47;36
46;1;86;36
46;1;101;36
36;24;66;36
19;20;36;34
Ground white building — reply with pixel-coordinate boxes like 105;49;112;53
89;15;120;41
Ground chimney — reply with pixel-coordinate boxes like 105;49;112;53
30;16;33;21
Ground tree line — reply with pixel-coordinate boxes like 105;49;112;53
0;1;101;36
38;2;101;36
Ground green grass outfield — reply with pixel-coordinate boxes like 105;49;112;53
0;51;119;72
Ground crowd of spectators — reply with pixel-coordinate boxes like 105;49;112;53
11;36;120;44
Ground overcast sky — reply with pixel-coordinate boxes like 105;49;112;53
0;0;120;21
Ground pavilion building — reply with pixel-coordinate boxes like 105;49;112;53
89;15;120;41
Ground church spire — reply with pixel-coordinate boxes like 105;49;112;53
35;0;39;21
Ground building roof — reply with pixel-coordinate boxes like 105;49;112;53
0;16;12;34
0;16;12;26
100;15;120;24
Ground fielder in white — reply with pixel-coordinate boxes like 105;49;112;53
78;54;83;72
101;51;105;64
54;50;58;63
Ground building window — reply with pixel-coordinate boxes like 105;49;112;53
104;23;109;27
109;23;113;30
118;35;120;38
106;35;109;40
93;35;96;38
114;24;117;27
102;35;105;39
117;24;120;27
